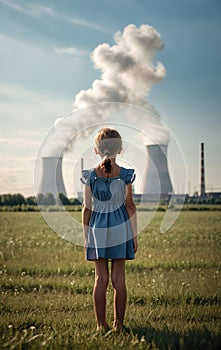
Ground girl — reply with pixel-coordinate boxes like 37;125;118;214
81;127;138;332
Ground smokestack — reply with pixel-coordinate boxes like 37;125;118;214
37;157;67;198
200;142;205;197
143;144;173;195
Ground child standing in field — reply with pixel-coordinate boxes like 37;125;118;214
81;127;138;332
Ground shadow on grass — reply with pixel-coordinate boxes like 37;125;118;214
130;325;221;350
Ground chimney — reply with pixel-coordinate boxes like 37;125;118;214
200;142;205;197
37;157;67;198
143;144;173;196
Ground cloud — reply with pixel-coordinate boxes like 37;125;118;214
0;137;39;148
0;82;72;195
54;46;88;57
0;0;105;32
0;83;70;114
0;148;37;195
68;17;104;31
0;33;42;54
0;0;55;17
0;83;71;142
40;24;169;157
0;166;35;195
73;24;166;108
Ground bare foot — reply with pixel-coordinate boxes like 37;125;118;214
96;324;110;333
113;324;129;333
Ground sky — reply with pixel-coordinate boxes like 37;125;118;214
0;0;220;197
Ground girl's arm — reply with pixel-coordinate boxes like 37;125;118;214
125;184;138;254
82;185;92;248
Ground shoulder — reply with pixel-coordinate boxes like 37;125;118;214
120;167;136;185
80;169;95;185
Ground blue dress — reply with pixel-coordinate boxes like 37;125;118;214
81;167;136;261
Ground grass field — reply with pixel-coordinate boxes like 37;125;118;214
0;210;221;349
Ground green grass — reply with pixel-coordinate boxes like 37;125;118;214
0;210;221;349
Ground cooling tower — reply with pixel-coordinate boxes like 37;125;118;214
143;144;173;195
37;157;67;197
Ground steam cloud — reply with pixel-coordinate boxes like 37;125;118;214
40;24;169;157
74;24;165;108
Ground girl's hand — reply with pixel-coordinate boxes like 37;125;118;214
133;236;138;254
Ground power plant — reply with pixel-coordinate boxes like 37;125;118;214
37;145;174;199
36;142;220;202
143;144;173;196
37;157;67;198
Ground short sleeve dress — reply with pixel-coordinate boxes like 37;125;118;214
81;167;136;261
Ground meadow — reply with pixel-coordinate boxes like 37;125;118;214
0;209;220;349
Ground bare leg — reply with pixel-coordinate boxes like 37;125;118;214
93;258;109;331
111;259;126;330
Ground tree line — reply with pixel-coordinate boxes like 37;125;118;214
0;193;81;206
0;193;220;208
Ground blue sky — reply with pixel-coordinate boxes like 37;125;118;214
0;0;220;196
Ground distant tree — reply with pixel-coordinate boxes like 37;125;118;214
44;193;56;205
1;194;12;205
70;197;81;205
36;193;55;205
57;193;70;205
12;193;25;205
0;194;12;206
36;193;45;205
25;196;36;205
0;193;25;206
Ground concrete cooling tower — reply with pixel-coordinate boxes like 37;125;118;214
143;144;173;196
37;157;67;198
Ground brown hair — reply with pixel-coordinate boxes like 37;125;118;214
94;128;122;173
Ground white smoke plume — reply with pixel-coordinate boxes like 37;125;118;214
74;24;165;109
40;24;169;157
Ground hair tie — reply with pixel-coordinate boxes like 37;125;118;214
102;154;109;162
